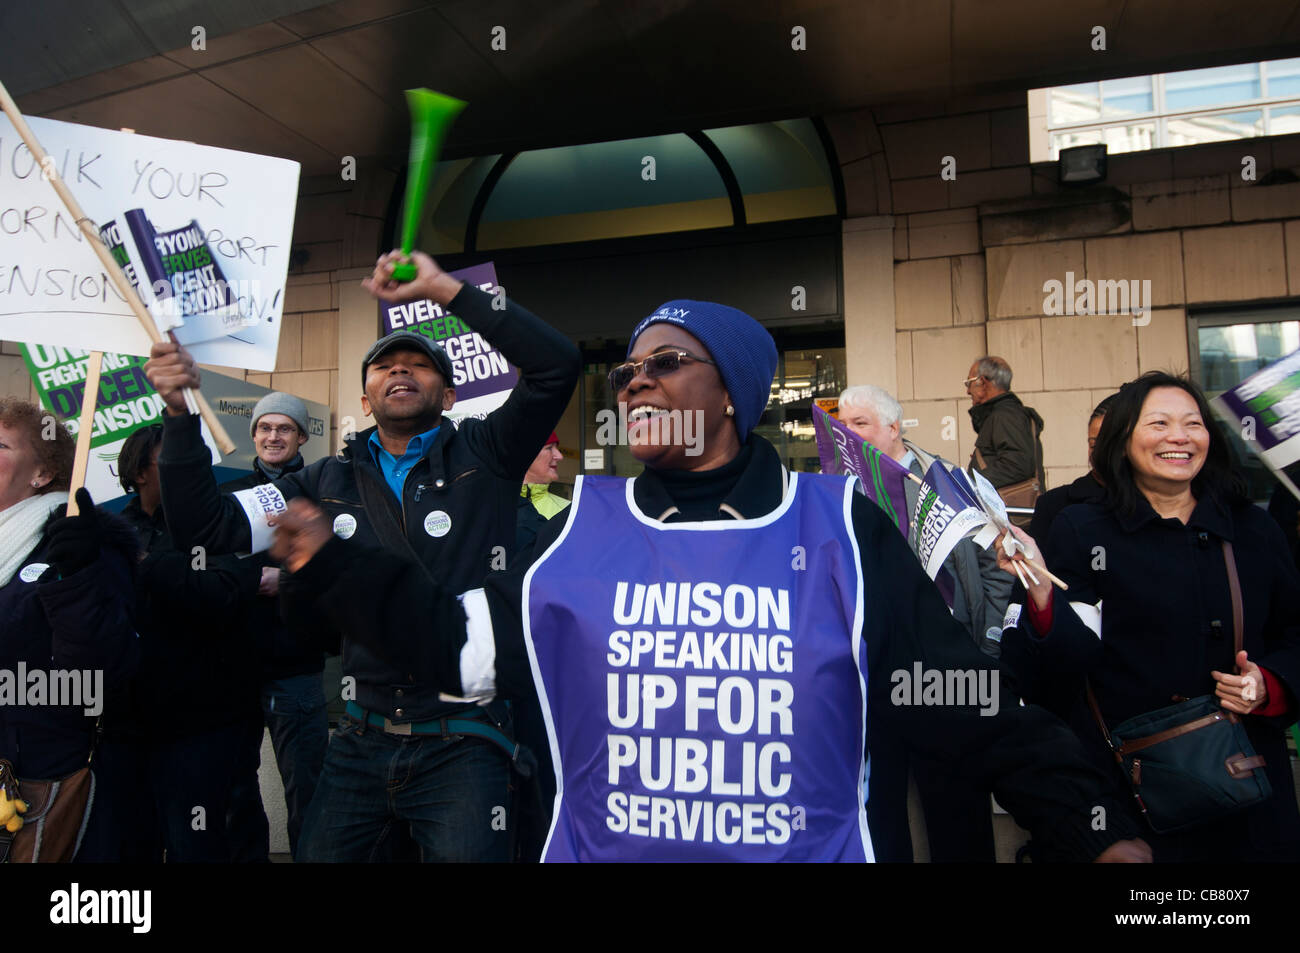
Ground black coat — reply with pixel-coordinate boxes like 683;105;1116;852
309;436;1148;861
1027;471;1105;544
160;284;580;725
969;392;1045;489
1267;480;1300;572
0;505;138;778
1002;491;1300;860
119;498;261;739
219;456;323;681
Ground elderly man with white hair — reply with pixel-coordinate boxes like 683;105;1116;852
839;383;1014;863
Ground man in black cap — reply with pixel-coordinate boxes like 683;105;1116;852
143;250;580;862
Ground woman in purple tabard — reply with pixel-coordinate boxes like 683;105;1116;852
273;281;1153;862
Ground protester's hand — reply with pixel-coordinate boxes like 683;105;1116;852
45;488;103;577
258;565;281;597
993;524;1052;610
361;250;463;307
1212;651;1269;715
143;340;200;416
1094;838;1153;863
269;499;334;573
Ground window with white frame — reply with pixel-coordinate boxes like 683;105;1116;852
1029;59;1300;162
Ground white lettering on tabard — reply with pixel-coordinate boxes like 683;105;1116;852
600;578;807;847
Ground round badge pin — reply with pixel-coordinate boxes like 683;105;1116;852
19;563;50;583
333;513;358;539
424;510;452;538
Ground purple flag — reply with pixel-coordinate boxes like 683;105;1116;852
1211;347;1300;502
911;460;992;582
813;405;911;536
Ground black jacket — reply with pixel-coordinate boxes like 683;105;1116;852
159;284;580;725
1002;492;1300;859
1027;471;1106;544
0;505;138;778
309;436;1145;861
969;392;1045;489
1267;479;1300;572
119;497;261;739
219;456;323;681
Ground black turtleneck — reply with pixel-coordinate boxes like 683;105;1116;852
644;441;754;520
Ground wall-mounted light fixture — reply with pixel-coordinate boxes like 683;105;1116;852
1058;143;1108;185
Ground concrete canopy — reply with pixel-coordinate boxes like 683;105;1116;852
4;0;1300;174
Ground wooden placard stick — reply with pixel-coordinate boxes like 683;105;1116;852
1022;556;1068;591
0;78;237;455
65;352;104;516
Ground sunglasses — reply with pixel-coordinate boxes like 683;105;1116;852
608;349;715;393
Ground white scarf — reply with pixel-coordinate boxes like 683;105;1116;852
0;492;63;587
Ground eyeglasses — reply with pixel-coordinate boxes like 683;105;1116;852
255;424;299;438
608;349;715;393
962;376;983;390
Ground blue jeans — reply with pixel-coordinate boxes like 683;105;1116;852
226;673;329;861
298;714;511;862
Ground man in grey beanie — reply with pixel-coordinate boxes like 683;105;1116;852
222;391;325;861
247;392;311;478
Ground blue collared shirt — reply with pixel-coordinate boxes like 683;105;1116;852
367;426;440;501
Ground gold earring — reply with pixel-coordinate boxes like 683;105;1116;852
725;405;735;416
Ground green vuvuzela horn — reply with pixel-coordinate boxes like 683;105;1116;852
390;88;467;282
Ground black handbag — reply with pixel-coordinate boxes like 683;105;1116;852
1086;540;1272;834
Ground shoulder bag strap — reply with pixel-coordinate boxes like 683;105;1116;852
1222;539;1244;670
1085;680;1124;766
974;446;988;470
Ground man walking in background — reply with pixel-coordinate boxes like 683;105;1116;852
966;356;1046;521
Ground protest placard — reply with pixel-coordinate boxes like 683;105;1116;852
1212;347;1300;501
0;114;299;369
911;461;992;582
21;342;329;507
379;261;517;424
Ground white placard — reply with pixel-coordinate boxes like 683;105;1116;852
584;449;604;470
0;115;299;369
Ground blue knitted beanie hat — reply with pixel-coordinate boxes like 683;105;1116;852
628;300;777;442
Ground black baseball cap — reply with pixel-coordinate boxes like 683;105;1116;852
362;331;455;387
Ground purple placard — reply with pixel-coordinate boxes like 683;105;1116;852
379;262;518;403
1213;348;1300;456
